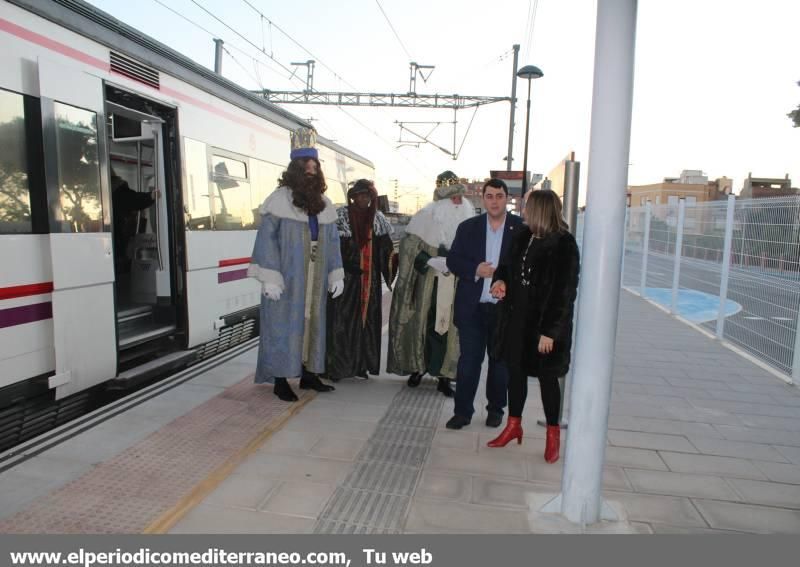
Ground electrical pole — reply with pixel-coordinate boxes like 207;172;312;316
506;44;520;171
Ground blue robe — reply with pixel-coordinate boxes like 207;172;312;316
247;187;344;382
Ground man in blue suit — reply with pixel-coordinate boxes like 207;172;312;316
445;178;523;429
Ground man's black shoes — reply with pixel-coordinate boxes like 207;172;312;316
299;371;335;392
273;378;299;402
407;372;422;387
445;415;471;430
486;411;503;428
437;377;454;398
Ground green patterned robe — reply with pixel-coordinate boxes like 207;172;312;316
386;233;459;379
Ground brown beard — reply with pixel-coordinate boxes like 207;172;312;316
291;174;326;216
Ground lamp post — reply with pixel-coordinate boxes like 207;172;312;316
517;64;543;198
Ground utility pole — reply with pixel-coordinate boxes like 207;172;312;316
506;44;520;171
213;38;224;74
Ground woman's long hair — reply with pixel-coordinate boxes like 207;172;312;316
278;158;327;215
524;189;569;237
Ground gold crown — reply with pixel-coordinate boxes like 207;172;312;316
435;170;460;187
290;127;317;150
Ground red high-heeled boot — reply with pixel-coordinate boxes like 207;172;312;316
544;425;560;463
487;417;523;447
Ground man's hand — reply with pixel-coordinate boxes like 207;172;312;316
263;283;282;301
426;256;449;274
329;279;344;299
490;280;506;300
538;335;554;355
476;262;495;279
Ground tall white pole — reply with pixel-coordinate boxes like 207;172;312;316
640;201;652;295
716;195;736;339
560;0;638;525
671;199;686;314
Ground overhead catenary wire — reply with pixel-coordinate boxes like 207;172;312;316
239;0;360;91
374;0;413;61
149;0;300;85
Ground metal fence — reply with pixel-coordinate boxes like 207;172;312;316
577;195;800;382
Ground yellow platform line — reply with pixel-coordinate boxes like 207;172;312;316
142;391;316;534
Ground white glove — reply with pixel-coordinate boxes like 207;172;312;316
262;283;282;301
329;279;344;299
426;256;449;274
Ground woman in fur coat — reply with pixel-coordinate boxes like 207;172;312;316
486;190;580;463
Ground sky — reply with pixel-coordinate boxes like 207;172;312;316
85;0;800;212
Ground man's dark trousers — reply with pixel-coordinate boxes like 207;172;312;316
454;302;509;419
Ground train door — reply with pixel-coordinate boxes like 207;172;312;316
105;87;185;373
37;58;116;399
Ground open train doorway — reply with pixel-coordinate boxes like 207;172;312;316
105;85;187;375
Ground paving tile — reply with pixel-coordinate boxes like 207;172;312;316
692;499;800;534
726;478;800;508
715;425;800;447
415;471;472;503
604;491;708;528
298;400;388;423
237;454;352;485
738;415;800;432
603;446;668;471
686;436;789;463
432;430;479;452
625;469;739;500
648;523;742;534
611;392;692;408
260;480;336;518
256;429;322;456
751;461;800;485
658;452;768;480
282;417;377;439
774;445;800;465
202;474;278;510
609;415;721;438
471;477;557;510
170;503;315;534
426;447;527;480
608;430;698;453
404;499;530;533
308;436;366;461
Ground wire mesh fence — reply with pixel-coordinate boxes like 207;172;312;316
620;195;800;380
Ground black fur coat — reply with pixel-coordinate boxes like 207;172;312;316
492;227;580;377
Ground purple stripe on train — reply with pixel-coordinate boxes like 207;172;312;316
217;269;248;284
0;302;53;329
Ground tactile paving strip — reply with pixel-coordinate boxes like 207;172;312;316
314;380;445;534
0;377;301;534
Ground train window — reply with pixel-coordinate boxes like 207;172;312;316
183;137;212;230
210;150;254;231
211;155;247;180
250;158;282;225
0;89;33;234
53;103;103;232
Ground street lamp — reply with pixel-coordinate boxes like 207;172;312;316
517;64;543;198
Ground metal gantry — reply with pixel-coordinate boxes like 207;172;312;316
253;89;509;110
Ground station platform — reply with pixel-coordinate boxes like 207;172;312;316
1;291;799;534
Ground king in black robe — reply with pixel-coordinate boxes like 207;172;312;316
326;181;397;380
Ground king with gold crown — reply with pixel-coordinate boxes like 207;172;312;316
248;126;344;401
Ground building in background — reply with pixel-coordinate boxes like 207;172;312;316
739;173;798;198
627;170;732;209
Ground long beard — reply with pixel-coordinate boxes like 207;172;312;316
291;175;326;215
407;198;474;248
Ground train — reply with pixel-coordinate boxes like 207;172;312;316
0;0;374;443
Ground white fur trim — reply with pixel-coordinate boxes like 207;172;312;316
405;199;475;248
247;263;285;291
258;187;337;224
328;267;344;287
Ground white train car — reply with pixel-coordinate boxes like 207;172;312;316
0;0;374;437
